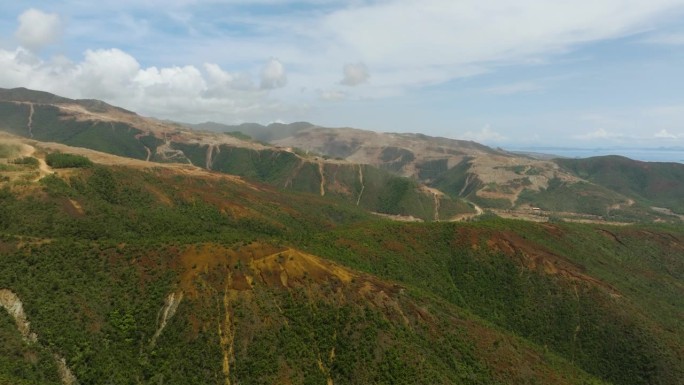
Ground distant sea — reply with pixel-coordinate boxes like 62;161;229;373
507;147;684;163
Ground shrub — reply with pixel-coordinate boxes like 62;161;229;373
11;156;39;167
45;153;93;168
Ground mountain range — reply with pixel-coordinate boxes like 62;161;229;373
3;87;684;224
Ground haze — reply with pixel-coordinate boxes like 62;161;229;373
1;1;684;150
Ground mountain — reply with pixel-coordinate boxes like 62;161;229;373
191;121;317;142
187;120;684;223
190;121;503;180
1;87;683;225
557;155;684;216
1;135;682;384
0;88;473;222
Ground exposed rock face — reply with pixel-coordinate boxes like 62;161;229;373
0;289;79;385
0;289;37;343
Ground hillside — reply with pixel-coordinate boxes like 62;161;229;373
0;88;471;222
1;87;683;224
196;121;684;224
557;155;684;215
195;121;502;180
0;137;683;384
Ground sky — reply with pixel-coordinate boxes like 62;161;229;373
1;1;684;149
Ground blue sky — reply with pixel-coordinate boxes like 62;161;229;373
1;1;684;149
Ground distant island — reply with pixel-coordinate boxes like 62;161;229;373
507;146;684;163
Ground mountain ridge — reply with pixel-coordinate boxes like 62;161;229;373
1;87;682;223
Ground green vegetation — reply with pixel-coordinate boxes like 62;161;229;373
471;195;512;209
516;177;653;220
224;131;252;141
557;156;684;214
0;91;682;384
416;158;449;180
45;153;93;168
359;166;436;219
304;219;684;385
11;157;39;167
378;147;416;173
0;103;150;160
431;158;481;198
137;134;164;155
0;164;18;172
0;164;680;384
0;101;30;136
194;121;313;142
167;143;450;220
0;87;72;105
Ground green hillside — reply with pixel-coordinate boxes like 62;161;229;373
0;102;151;160
0;93;459;221
557;156;684;214
1;156;682;384
167;143;463;220
191;121;315;142
0;87;136;115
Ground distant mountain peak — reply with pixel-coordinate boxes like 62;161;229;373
0;87;136;116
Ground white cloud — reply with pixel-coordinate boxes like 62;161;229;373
0;47;299;123
8;2;684;90
574;128;622;140
340;62;369;86
3;2;684;134
462;125;506;142
136;65;207;99
260;58;287;89
15;9;62;51
77;49;141;99
204;63;253;91
654;129;679;138
319;0;684;89
46;0;681;95
482;81;544;95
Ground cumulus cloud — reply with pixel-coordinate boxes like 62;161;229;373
260;58;287;89
0;47;299;123
77;49;141;99
204;63;253;92
3;2;684;135
8;1;684;95
340;62;369;86
15;9;62;51
461;125;506;142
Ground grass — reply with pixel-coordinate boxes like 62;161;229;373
0;143;21;158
